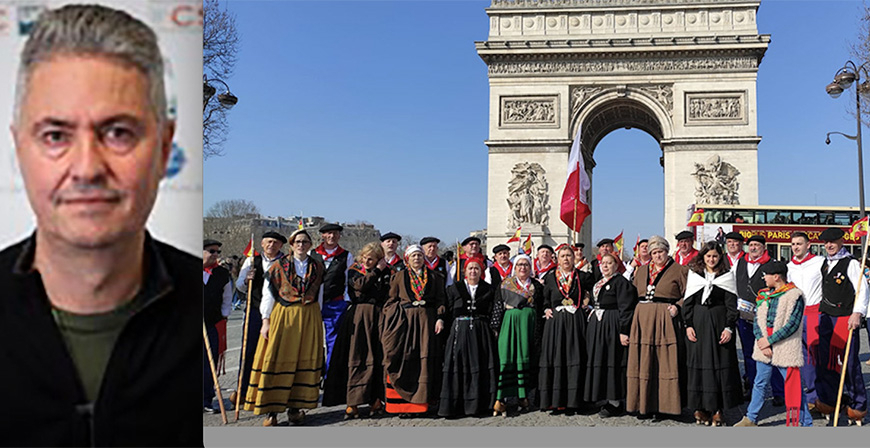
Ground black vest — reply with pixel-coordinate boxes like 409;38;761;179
488;264;511;288
311;248;349;301
735;257;769;303
204;266;230;327
248;254;266;310
820;258;856;317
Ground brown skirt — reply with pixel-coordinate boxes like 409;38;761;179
625;302;682;415
381;302;438;406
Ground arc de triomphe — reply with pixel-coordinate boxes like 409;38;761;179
477;0;769;250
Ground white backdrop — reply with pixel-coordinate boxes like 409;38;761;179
0;0;202;255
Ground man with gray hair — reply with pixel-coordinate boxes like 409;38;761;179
0;5;200;446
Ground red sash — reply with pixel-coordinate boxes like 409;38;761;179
215;319;227;376
494;261;513;279
674;249;698;266
314;244;346;261
827;316;851;374
804;304;820;366
766;327;802;426
424;256;440;271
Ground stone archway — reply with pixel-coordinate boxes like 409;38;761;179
477;0;768;249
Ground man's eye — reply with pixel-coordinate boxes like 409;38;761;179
40;130;70;146
102;125;139;151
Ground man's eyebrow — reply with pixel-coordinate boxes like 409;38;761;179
31;118;76;132
95;114;146;131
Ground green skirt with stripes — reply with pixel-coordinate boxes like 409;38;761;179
243;301;324;414
497;307;536;400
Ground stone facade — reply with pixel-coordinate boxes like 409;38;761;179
478;0;767;249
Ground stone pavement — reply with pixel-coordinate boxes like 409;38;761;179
204;308;870;428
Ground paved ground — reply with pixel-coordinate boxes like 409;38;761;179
204;308;870;428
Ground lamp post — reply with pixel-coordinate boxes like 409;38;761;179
203;75;238;113
826;60;868;250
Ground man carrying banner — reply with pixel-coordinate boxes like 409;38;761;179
813;228;868;425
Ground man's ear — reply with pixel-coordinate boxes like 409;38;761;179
158;120;175;173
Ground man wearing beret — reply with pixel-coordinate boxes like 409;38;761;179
591;238;625;281
573;242;592;273
310;223;355;372
724;231;746;271
421;236;452;287
203;240;233;413
735;235;784;404
485;244;513;288
381;232;405;273
673;230;699;266
534;244;557;280
231;231;287;407
449;236;490;282
813;228;869;425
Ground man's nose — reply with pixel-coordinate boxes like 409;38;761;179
70;133;108;183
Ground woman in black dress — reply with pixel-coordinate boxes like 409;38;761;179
438;259;498;417
683;241;742;426
584;253;637;417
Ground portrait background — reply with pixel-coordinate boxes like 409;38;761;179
0;0;203;255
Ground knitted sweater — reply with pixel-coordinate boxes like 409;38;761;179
752;286;804;368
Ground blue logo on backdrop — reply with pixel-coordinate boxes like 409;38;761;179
17;5;43;36
165;143;186;179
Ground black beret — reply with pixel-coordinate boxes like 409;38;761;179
596;238;614;247
203;239;222;248
761;260;788;277
319;223;343;233
262;231;287;244
461;236;481;246
747;235;766;245
420;236;441;246
638;239;649;245
573;242;585;249
380;232;401;242
675;230;694;241
724;231;744;242
819;228;846;242
538;244;554;253
492;244;510;254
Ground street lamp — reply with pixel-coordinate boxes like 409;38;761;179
203;75;238;112
826;60;869;250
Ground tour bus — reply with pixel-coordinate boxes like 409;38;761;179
693;204;863;261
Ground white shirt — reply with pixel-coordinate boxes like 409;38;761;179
465;280;479;299
203;268;233;318
787;254;824;307
260;256;310;319
727;252;744;273
314;246;355;306
426;256;455;287
745;256;762;279
825;256;870;316
235;251;284;293
484;262;512;285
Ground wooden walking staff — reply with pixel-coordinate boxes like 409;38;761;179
832;234;870;426
204;320;228;424
235;233;255;421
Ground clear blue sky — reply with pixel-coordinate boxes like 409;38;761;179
204;0;869;248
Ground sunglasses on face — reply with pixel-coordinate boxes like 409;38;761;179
207;249;221;254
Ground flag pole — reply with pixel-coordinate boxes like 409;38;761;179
833;233;870;426
573;198;578;246
204;320;228;424
235;233;255;421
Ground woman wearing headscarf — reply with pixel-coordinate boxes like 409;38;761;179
683;242;742;426
438;259;498;417
584;253;637;418
491;254;544;416
381;245;447;418
244;229;324;426
322;242;391;419
538;244;594;414
626;235;688;420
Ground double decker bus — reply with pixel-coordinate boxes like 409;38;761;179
693;204;862;261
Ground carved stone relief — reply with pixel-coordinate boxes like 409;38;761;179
507;162;550;228
570;84;672;122
692;155;740;205
685;92;746;124
500;96;558;127
489;56;758;76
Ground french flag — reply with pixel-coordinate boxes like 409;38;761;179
560;127;591;232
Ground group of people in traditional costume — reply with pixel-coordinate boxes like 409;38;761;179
203;222;869;427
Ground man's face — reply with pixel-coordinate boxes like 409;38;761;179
638;242;649;258
824;239;844;256
495;250;510;265
573;247;584;260
381;238;398;254
12;55;173;249
537;248;553;265
422;242;438;258
763;272;781;289
261;237;283;258
791;237;810;259
725;238;742;255
465;241;480;255
748;241;765;258
598;244;613;256
677;238;692;253
203;245;220;267
322;230;340;246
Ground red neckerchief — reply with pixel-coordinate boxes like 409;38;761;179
514;276;532;295
648;262;667;285
556;269;574;299
494;261;513;279
203;263;217;275
635;257;651;266
576;258;588;269
424;256;440;271
674;249;698;266
745;251;771;265
350;261;367;275
727;251;745;267
791;253;816;265
314;244;346;261
386;253;401;266
534;258;555;276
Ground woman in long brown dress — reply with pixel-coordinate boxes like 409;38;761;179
626;235;688;420
322;242;391;418
381;244;447;418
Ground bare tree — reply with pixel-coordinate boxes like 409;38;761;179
849;3;870;127
206;199;259;218
203;0;240;159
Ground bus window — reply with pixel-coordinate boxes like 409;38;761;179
766;244;777;260
820;213;835;225
810;244;824;256
798;212;819;225
834;213;851;226
768;211;787;224
851;245;863;259
706;209;723;223
779;245;792;261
